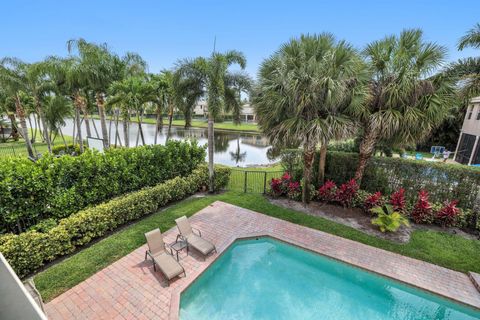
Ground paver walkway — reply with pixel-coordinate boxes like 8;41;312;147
45;201;480;319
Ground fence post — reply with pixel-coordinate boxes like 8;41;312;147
244;171;247;193
263;172;267;194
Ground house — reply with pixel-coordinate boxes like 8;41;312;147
192;102;256;122
454;96;480;165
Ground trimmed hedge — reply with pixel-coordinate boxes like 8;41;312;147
0;164;230;278
0;141;205;234
322;151;480;210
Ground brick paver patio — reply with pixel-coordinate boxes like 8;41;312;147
45;201;480;319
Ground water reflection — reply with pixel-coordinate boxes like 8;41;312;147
56;119;276;167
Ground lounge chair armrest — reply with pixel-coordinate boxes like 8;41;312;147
192;227;202;237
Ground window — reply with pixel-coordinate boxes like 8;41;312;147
468;105;474;119
477;110;480;120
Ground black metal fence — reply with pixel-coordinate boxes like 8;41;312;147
0;144;39;158
228;169;283;193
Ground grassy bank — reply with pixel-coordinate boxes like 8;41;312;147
0;130;74;158
90;115;260;132
34;191;480;302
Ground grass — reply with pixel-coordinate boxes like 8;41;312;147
228;165;283;192
34;191;480;302
0;130;74;158
91;114;260;132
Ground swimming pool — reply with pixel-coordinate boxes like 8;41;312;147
180;237;480;320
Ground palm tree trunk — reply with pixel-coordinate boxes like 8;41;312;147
154;105;163;145
354;125;378;184
31;113;37;141
8;114;19;141
166;104;173;142
302;142;315;205
123;111;129;148
36;113;43;142
59;128;68;148
138;110;146;146
96;92;109;149
36;99;52;153
27;115;35;143
208;113;215;192
73;93;85;153
15;94;34;158
83;107;92;137
184;106;192;129
317;144;327;185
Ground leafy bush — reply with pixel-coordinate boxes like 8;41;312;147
280;150;303;181
0;141;205;234
364;192;384;213
335;179;359;207
317;180;337;202
371;205;410;232
435;200;461;228
0;164;230;278
51;143;84;155
390;188;406;213
411;190;433;224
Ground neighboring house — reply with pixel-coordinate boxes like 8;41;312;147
192;102;256;122
454;96;480;165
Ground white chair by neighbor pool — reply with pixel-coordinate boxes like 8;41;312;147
144;228;186;285
175;216;217;259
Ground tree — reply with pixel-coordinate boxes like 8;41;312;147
354;29;453;183
44;95;73;146
176;50;250;192
446;23;480;99
0;58;36;158
255;34;367;204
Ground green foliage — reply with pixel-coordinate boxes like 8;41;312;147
0;141;205;233
371;205;410;232
51;143;83;155
0;164;230;278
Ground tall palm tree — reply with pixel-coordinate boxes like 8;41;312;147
446;23;480;99
44;95;73;147
0;58;36;157
108;76;152;146
354;29;453;183
255;34;367;204
176;50;250;192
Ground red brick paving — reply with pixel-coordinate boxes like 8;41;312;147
45;201;480;319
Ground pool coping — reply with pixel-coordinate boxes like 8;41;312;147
169;214;480;319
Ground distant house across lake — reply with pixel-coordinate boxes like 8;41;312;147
193;101;256;123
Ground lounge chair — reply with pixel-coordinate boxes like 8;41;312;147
144;228;186;285
175;216;216;258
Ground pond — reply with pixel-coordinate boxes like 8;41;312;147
58;119;277;167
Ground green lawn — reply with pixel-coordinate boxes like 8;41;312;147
0;130;74;158
228;165;283;192
91;115;260;132
34;191;480;302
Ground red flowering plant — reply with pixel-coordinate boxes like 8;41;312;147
269;172;300;198
270;178;283;196
335;179;359;207
435;200;461;228
410;190;433;224
364;191;383;214
390;188;406;213
317;180;337;202
287;181;302;200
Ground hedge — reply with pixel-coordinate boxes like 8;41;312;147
0;164;230;278
0;141;205;234
322;151;480;210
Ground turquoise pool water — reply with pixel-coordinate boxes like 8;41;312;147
180;237;480;320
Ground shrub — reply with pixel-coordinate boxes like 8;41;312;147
0;164;230;278
0;141;205;234
51;143;84;155
269;172;293;197
390;188;406;213
435;200;461;228
317;180;337;202
364;192;383;213
371;205;410;232
335;179;359;207
411;190;433;224
352;189;370;209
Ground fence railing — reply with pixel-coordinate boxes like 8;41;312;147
228;169;283;193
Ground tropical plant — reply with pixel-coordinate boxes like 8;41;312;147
364;191;383;213
435;200;461;228
390;188;406;213
371;204;410;232
44;95;73;147
446;23;480;98
317;180;337;202
176;50;250;192
255;33;367;204
354;29;453;183
0;58;36;157
411;190;433;224
335;178;359;207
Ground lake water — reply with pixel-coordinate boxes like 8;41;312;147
56;119;276;167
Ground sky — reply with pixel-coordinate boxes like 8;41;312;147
1;0;479;78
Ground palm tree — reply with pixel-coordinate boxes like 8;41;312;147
445;23;480;99
108;76;152;146
44;95;73;147
0;58;36;157
229;136;247;165
255;34;367;204
176;50;250;192
354;29;453;183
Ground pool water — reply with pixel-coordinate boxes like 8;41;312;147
180;237;480;320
